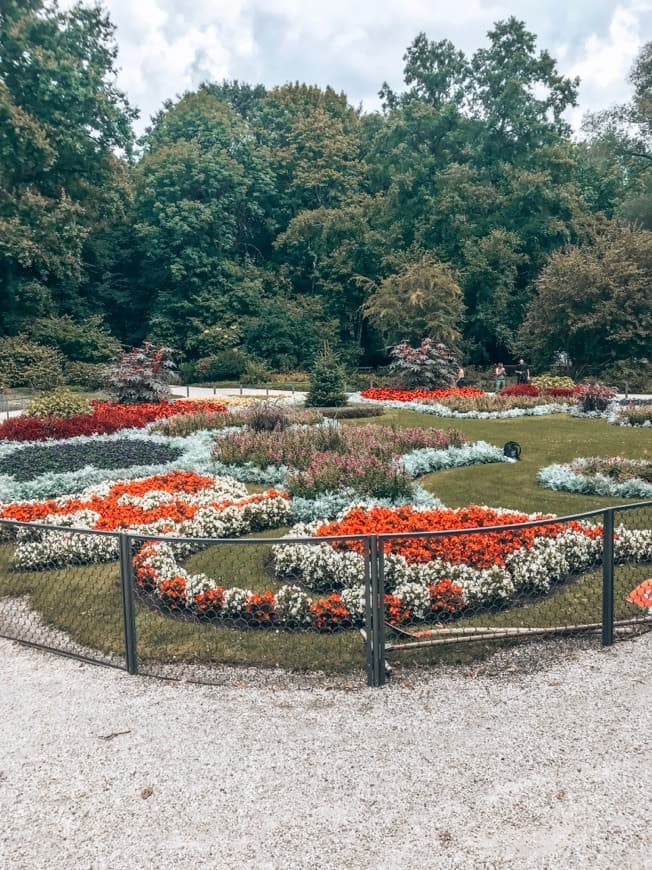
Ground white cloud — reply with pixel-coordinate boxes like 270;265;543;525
58;0;651;131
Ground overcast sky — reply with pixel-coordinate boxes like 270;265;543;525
62;0;651;133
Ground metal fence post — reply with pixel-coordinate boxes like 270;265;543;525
602;509;615;646
368;535;386;686
119;533;138;674
363;537;374;686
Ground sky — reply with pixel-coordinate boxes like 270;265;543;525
61;0;652;133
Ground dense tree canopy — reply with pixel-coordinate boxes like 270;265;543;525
1;6;650;378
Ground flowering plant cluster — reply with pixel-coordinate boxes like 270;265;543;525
1;471;291;570
211;421;479;500
131;537;467;631
538;457;652;499
360;387;483;403
102;342;177;404
608;404;652;428
0;429;221;502
272;506;652;621
0;400;228;442
352;391;571;420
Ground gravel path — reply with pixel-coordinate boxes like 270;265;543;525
1;634;650;869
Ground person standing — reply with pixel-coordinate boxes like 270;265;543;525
495;362;506;391
515;358;530;384
456;366;465;387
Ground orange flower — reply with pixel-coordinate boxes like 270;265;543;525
627;579;652;609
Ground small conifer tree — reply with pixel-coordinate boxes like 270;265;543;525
306;344;347;407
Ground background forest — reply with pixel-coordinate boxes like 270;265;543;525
1;0;651;388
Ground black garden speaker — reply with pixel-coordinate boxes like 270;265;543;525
503;441;521;460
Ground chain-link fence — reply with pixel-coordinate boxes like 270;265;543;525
1;501;650;686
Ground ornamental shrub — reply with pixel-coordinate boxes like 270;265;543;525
577;384;617;413
0;336;64;389
64;361;105;390
23;389;92;419
194;350;249;381
389;339;458;388
530;374;575;390
306;345;347;408
103;343;177;403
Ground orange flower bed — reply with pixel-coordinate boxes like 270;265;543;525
360;387;484;403
316;505;597;570
0;470;287;532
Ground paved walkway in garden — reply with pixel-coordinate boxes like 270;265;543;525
1;633;650;868
171;385;307;404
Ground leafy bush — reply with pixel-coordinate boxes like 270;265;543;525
243;402;291;432
530;374;575;390
389;339;458;388
577;384;618;413
601;359;652;393
240;358;272;385
64;361;105;390
103;343;177;403
306;345;347;408
24;389;92;419
0;336;64;389
26;315;120;363
194;350;249;381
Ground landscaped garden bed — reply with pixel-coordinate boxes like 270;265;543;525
538;457;652;499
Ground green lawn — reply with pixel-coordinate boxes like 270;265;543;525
1;410;650;676
357;410;651;518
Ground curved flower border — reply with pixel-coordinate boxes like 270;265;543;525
0;429;233;502
350;392;572;420
538;458;652;499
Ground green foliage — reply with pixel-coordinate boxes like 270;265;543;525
26;315;120;363
306;346;347;408
602;359;652;393
23;388;91;419
362;254;464;347
63;361;105;390
0;335;64;389
516;223;652;373
193;350;249;382
0;0;136;335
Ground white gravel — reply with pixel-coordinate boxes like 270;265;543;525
1;634;651;869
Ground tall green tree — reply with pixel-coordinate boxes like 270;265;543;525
0;0;136;335
516;223;652;372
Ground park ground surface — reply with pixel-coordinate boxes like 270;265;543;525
1;632;650;869
1;390;651;868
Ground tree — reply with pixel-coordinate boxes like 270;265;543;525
516;223;652;373
362;254;464;347
0;0;136;334
306;344;347;407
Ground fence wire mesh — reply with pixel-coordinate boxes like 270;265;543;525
0;502;650;686
0;519;126;669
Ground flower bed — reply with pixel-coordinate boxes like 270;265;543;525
126;502;652;631
272;506;652;623
608;404;652;428
360;387;483;402
0;430;222;501
352;391;571;420
0;399;228;442
1;470;291;570
210;421;508;500
538;457;652;498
